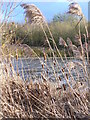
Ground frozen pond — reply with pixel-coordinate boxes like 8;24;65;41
11;57;89;84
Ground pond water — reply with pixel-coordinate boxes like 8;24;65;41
11;57;88;84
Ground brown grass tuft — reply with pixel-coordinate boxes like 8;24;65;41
0;77;89;119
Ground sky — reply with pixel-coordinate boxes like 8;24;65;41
1;2;89;23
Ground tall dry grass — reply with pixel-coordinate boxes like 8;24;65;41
0;1;90;119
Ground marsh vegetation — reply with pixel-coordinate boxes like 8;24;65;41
0;1;90;119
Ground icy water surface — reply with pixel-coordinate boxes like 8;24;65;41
11;57;88;84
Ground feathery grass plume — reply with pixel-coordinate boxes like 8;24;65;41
59;37;67;47
68;1;88;38
68;2;83;16
67;37;82;59
74;34;81;45
67;2;83;27
21;4;45;25
67;38;78;51
67;37;72;46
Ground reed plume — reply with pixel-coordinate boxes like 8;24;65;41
21;4;45;25
68;2;83;28
59;37;67;47
68;2;83;16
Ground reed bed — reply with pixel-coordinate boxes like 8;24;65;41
0;74;90;119
0;1;90;120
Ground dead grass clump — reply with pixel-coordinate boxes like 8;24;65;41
0;78;90;119
0;78;56;118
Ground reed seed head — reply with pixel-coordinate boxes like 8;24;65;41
21;4;45;25
67;37;72;46
68;2;83;16
59;37;67;47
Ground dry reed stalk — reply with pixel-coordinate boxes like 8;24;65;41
0;77;89;119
